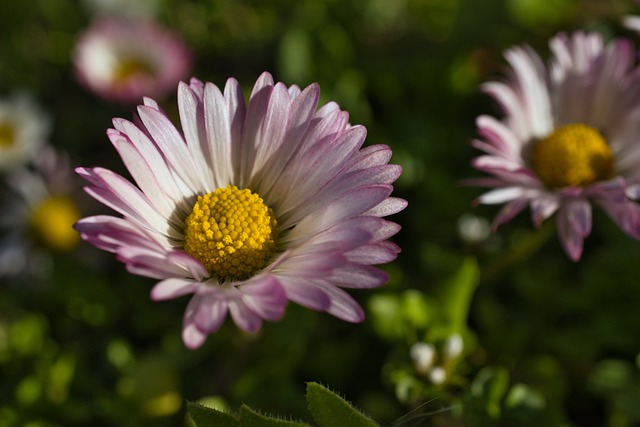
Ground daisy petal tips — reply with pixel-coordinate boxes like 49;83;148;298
75;72;406;349
470;32;640;261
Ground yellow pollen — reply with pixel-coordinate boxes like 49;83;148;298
113;57;155;84
531;124;614;188
0;122;16;147
183;185;277;281
30;196;81;251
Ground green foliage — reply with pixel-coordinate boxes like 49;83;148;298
467;366;510;420
188;402;241;427
306;383;379;427
187;383;378;427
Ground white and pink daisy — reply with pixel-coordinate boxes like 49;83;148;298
471;32;640;261
72;18;192;104
74;72;406;349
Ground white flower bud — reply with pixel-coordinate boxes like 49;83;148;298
410;342;436;374
457;214;490;244
443;334;464;360
428;366;447;385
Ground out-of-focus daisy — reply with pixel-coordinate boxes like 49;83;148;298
0;145;80;279
0;94;50;171
470;32;640;261
72;18;192;104
75;72;406;349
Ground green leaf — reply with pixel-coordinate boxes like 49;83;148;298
470;367;510;419
188;402;240;427
505;383;546;410
306;382;379;427
367;293;405;341
433;257;479;334
401;290;431;330
239;404;310;427
589;359;635;394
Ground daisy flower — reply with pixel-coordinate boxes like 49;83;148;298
0;145;80;279
471;32;640;261
72;17;192;104
74;72;406;349
0;94;50;171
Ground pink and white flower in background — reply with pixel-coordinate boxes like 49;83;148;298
470;32;640;261
72;18;192;104
74;72;406;349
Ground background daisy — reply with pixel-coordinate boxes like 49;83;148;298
0;145;80;279
72;17;192;104
0;93;50;171
471;32;640;260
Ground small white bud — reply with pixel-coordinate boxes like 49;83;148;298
428;366;447;385
410;342;436;374
443;334;464;360
457;213;490;244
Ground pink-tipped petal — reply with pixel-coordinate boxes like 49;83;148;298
316;283;365;323
228;300;263;333
182;296;208;349
194;293;229;333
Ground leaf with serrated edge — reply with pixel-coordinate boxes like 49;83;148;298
306;382;379;427
188;402;241;427
239;404;311;427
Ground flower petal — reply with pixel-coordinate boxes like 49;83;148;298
556;199;592;261
151;278;198;301
194;292;229;333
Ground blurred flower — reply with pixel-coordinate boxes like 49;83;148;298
75;72;406;349
0;145;80;279
72;18;192;104
470;32;640;261
0;94;50;171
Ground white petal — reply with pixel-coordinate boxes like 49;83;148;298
477;187;527;205
151;278;198;301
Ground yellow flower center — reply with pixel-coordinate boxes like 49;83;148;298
531;124;614;188
30;196;81;251
183;185;278;281
114;57;155;85
0;122;16;147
